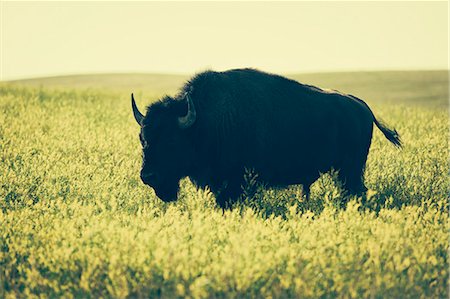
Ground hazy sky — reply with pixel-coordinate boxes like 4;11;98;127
1;1;448;80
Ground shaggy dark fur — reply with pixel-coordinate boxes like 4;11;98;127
133;68;401;208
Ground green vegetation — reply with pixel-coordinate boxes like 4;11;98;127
0;71;448;298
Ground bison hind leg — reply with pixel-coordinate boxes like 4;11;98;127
338;168;368;196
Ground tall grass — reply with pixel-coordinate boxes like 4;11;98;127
0;72;448;298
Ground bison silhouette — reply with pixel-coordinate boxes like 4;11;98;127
132;68;401;208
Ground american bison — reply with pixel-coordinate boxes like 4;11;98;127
131;68;401;208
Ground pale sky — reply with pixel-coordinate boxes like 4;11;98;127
1;1;448;80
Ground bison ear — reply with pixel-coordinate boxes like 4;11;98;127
178;93;196;129
131;93;144;126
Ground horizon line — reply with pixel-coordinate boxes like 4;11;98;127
2;67;448;82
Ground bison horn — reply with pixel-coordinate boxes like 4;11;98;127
131;93;144;126
178;93;196;129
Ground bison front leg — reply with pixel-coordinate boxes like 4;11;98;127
303;183;311;201
215;180;242;210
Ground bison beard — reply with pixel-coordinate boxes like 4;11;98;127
131;68;401;209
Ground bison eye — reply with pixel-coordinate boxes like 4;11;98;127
139;134;148;147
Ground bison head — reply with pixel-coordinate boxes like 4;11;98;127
131;92;196;202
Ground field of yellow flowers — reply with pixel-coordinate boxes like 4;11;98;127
0;71;448;298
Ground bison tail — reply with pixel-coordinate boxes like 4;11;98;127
373;117;402;148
